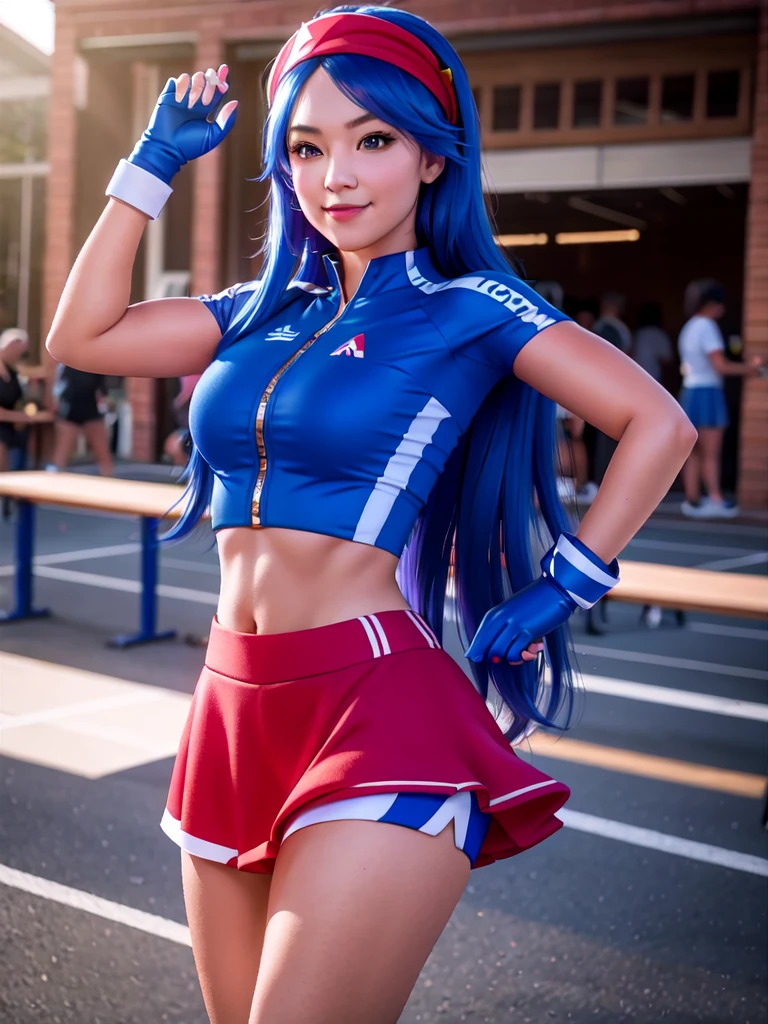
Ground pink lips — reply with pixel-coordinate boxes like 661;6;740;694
324;204;369;221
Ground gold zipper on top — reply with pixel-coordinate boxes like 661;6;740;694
251;305;346;525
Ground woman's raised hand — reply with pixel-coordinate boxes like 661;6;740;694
128;64;238;186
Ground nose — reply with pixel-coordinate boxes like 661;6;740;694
324;151;357;194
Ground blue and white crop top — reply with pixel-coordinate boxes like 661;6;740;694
191;247;569;557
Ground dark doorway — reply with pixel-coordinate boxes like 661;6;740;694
493;183;748;492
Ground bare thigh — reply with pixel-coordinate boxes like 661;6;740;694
697;426;723;462
81;418;113;473
250;819;471;1024
181;852;272;1024
51;419;80;468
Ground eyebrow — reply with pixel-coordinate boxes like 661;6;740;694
287;112;380;135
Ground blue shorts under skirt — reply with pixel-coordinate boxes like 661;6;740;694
283;790;491;867
680;386;729;429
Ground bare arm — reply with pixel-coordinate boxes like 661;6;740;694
513;322;698;564
46;66;237;379
708;350;763;378
46;198;222;378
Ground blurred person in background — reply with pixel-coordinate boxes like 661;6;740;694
678;280;762;518
574;308;596;332
533;286;597;505
593;291;631;354
163;373;201;469
0;328;50;472
632;301;674;384
47;362;113;475
592;292;632;482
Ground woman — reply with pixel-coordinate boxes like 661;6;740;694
0;328;48;472
48;362;113;474
47;7;695;1022
678;280;762;518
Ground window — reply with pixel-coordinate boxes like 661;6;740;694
492;85;521;131
706;70;740;118
660;74;695;122
572;80;602;127
533;82;560;129
614;77;649;125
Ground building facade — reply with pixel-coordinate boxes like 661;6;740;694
0;23;49;351
47;0;767;506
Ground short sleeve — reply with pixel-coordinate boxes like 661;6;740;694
699;319;725;355
195;280;260;337
423;270;571;374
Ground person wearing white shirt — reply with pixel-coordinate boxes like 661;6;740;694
678;281;763;518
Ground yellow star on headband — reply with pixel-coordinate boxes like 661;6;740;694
441;67;453;84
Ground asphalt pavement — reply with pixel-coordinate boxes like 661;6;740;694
0;464;766;1024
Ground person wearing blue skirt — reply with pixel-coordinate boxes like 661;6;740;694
678;281;763;518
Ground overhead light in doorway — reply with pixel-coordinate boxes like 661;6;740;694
495;233;549;246
555;229;641;245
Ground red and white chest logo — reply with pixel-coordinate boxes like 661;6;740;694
330;333;365;358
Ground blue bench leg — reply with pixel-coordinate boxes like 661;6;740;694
109;517;176;648
0;501;51;624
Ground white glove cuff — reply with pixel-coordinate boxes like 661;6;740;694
105;159;173;220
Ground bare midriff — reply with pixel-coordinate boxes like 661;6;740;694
214;526;409;635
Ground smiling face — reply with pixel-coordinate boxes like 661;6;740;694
287;67;444;263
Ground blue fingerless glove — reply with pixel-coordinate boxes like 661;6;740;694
106;75;237;219
465;533;619;666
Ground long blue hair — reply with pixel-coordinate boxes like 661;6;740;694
167;3;575;741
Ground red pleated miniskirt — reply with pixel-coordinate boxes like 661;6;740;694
161;609;570;873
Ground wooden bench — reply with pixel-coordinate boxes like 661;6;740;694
0;471;765;647
610;560;768;620
0;471;190;647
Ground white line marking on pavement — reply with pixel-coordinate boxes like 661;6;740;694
580;673;768;721
26;566;218;606
162;557;220;576
695;552;768;572
576;644;768;681
2;810;766;950
559;809;768;877
0;863;191;946
626;538;753;557
0;543;143;576
686;622;768;641
643;518;768;538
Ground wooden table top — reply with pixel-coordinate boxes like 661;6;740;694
0;471;764;617
0;471;192;520
613;559;768;618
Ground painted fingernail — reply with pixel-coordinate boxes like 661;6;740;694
491;656;500;664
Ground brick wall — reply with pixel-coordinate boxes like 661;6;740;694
738;0;768;510
190;23;225;297
42;13;77;362
46;0;763;464
54;0;759;39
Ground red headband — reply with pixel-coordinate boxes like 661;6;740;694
267;12;458;125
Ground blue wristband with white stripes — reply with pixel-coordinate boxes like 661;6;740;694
541;533;620;610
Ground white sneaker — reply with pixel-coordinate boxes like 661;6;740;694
576;481;599;504
700;497;740;519
557;477;576;501
681;500;707;518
